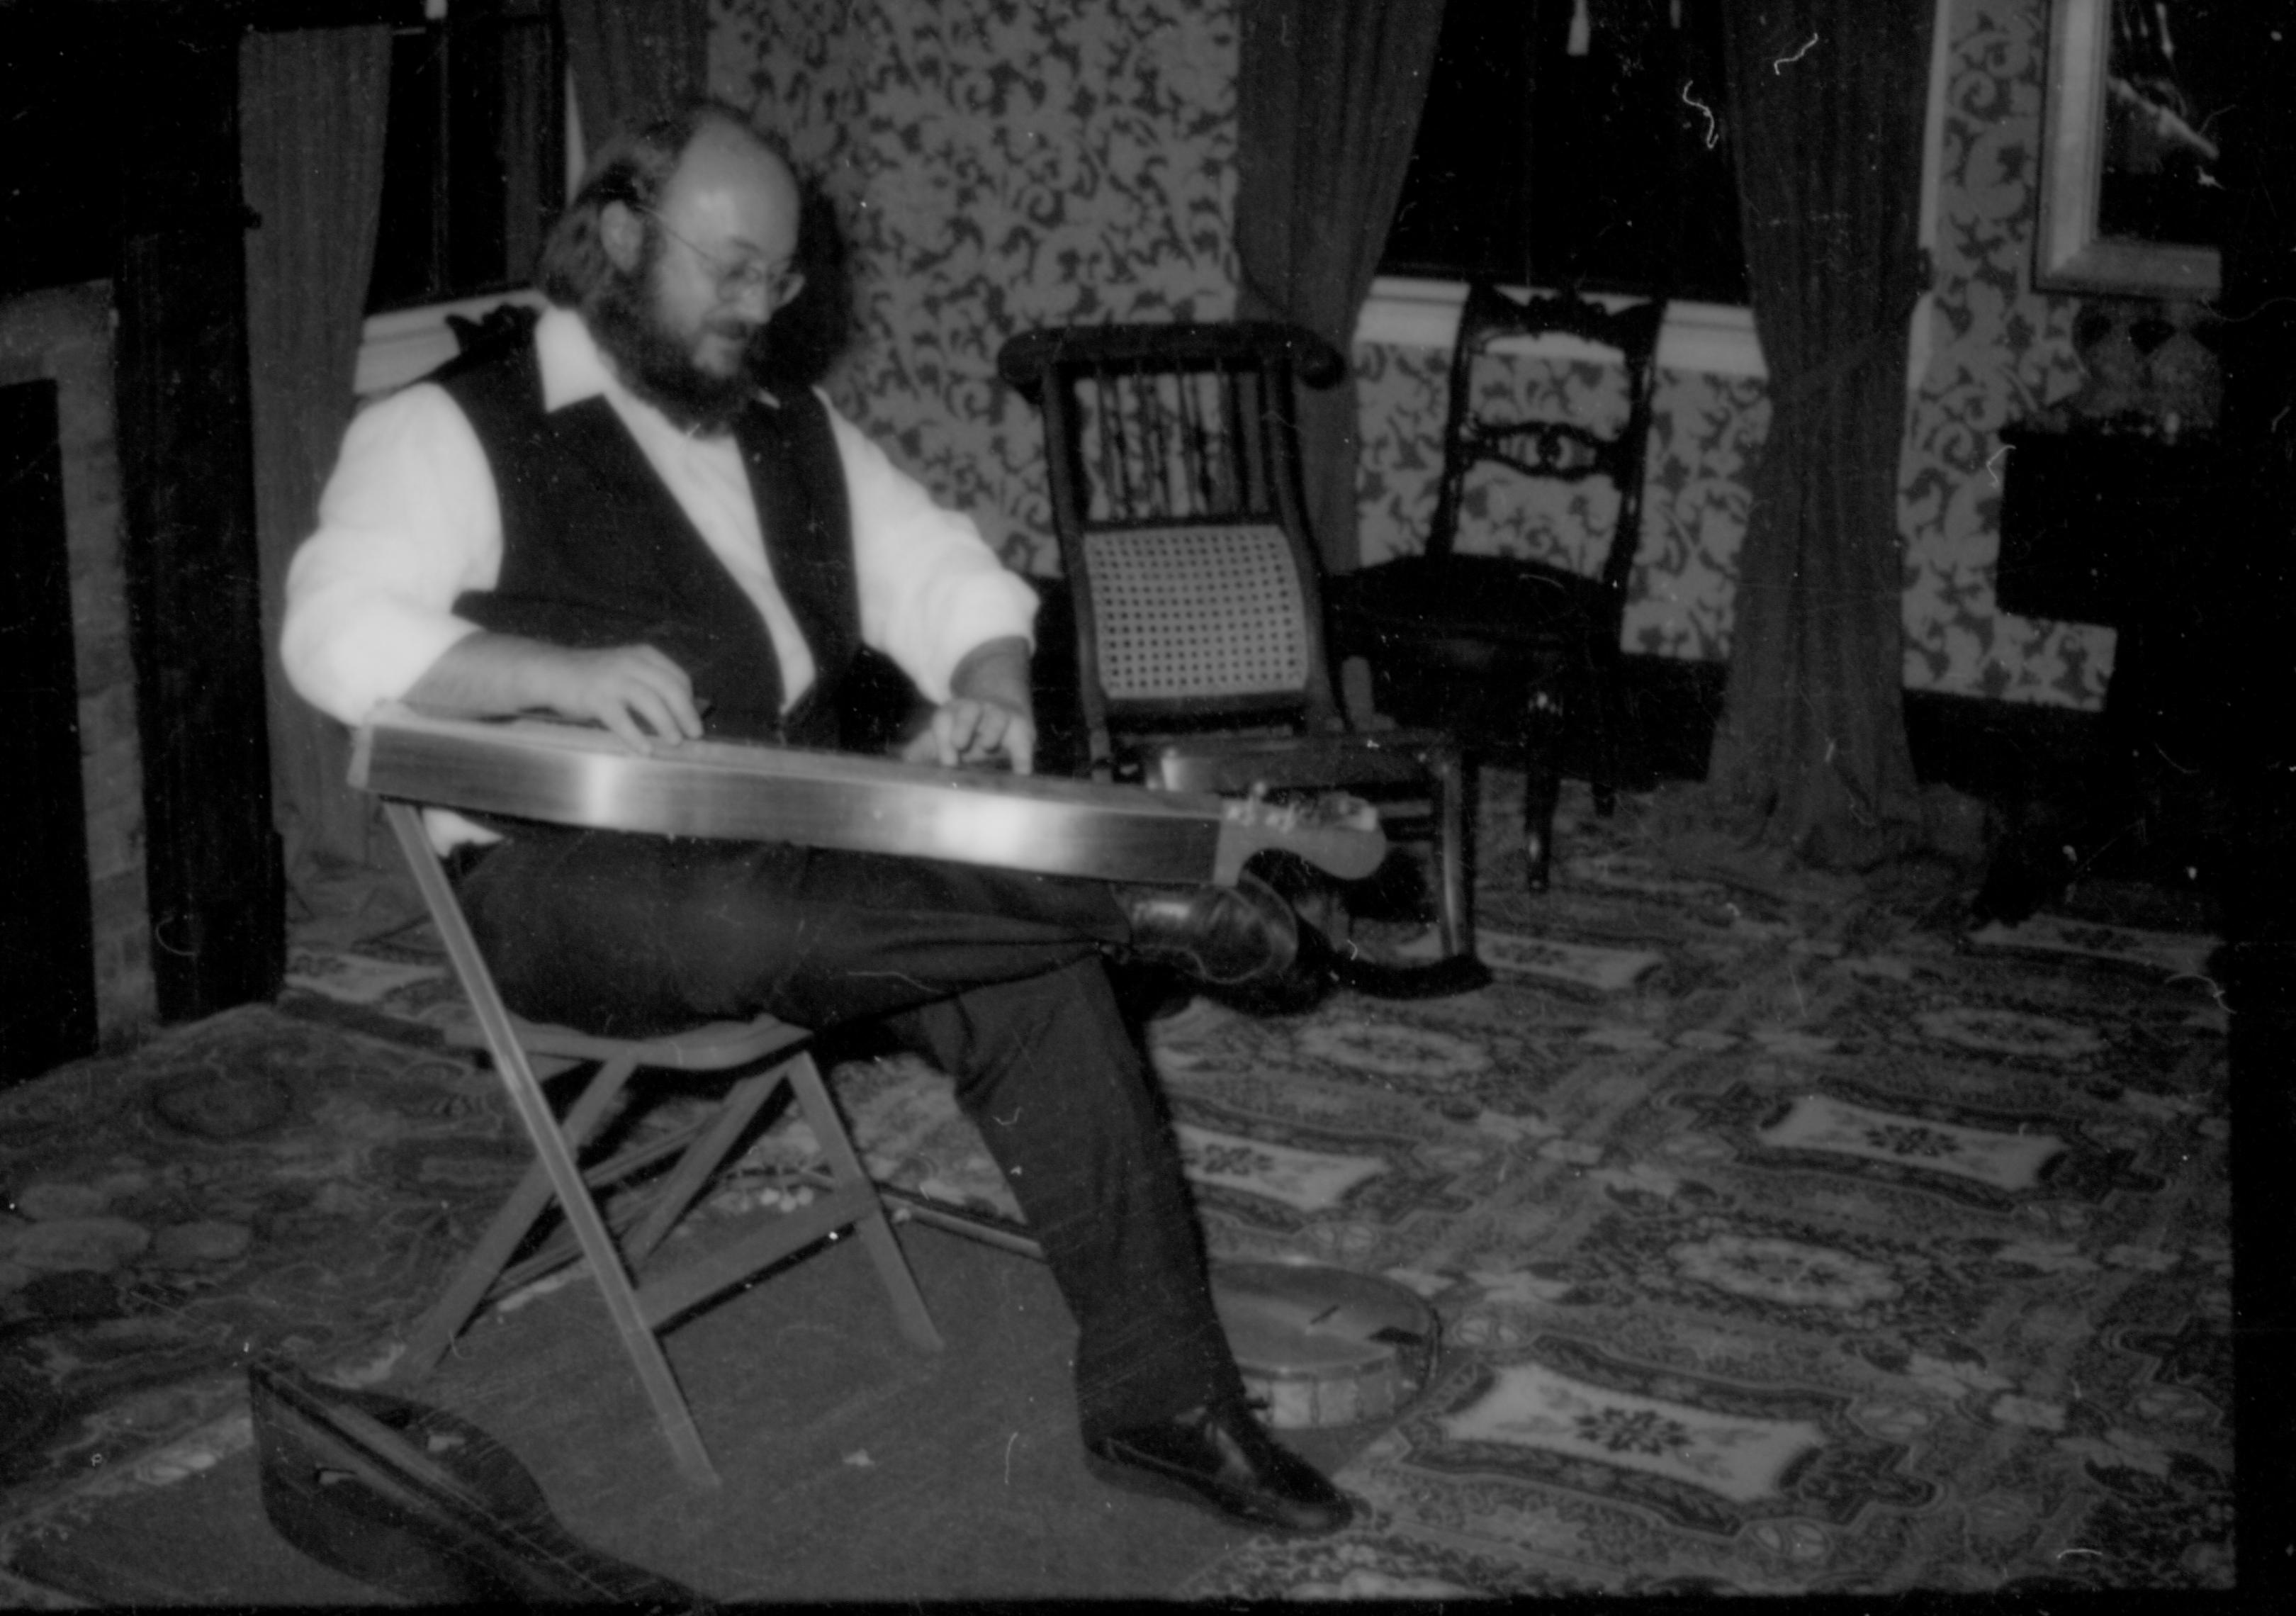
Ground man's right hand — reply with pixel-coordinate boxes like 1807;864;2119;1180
539;644;704;751
403;634;703;753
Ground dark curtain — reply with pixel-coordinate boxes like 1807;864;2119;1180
1705;0;1932;868
1234;0;1446;573
561;0;710;150
497;19;558;284
240;27;394;917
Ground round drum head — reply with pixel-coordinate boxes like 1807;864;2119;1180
1210;1259;1439;1430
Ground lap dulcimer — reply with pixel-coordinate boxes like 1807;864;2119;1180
351;702;1387;887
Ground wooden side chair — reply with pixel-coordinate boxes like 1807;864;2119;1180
996;319;1480;975
1326;281;1666;892
374;797;942;1491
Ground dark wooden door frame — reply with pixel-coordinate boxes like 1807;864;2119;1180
113;22;286;1021
2;378;101;1082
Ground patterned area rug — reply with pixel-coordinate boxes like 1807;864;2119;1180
0;775;2232;1599
0;1001;529;1592
1170;787;2232;1598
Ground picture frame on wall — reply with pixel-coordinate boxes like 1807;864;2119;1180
2035;0;2225;298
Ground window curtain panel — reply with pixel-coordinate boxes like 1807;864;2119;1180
240;26;394;919
561;0;710;151
1706;0;1932;869
1234;0;1446;574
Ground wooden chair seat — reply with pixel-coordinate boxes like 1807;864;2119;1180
1331;551;1597;646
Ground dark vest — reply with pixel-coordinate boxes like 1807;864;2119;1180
434;310;858;748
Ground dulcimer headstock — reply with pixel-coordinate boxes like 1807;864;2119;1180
1210;791;1387;885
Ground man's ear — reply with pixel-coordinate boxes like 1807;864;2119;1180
600;201;644;272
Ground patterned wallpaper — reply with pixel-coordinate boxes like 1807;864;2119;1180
714;0;1240;571
1906;0;2106;707
711;0;2107;709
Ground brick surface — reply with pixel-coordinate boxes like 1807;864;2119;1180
8;280;154;1043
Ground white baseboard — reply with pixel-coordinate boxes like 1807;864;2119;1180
1356;276;1765;379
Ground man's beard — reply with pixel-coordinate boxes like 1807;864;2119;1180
586;254;762;434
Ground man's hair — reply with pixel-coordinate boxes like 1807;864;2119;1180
536;98;797;311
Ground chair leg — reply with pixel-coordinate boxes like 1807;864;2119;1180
383;802;721;1488
1589;651;1623;819
473;1041;721;1488
785;1053;943;1353
1523;680;1564;894
398;1053;640;1378
546;1131;721;1489
619;1063;789;1267
1429;745;1473;958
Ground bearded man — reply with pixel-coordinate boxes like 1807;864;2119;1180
281;101;1350;1535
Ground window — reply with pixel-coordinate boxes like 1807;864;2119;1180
1383;0;1748;305
365;0;565;314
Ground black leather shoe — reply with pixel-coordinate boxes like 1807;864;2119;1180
1084;1399;1353;1535
1118;872;1300;986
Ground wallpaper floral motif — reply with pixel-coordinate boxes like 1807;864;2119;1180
1905;0;2107;707
714;0;1240;571
711;0;2106;709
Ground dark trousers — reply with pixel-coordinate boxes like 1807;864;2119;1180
455;827;1246;1440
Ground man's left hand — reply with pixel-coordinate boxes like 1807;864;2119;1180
903;634;1036;774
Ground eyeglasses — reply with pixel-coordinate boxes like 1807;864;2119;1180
645;211;801;308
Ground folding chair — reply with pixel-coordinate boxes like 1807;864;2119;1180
378;800;942;1490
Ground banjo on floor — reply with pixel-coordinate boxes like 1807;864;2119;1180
351;703;1388;887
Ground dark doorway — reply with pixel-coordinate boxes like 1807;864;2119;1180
1;378;99;1085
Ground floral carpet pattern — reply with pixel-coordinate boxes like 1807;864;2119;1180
0;1001;531;1605
0;775;2232;1599
1170;788;2233;1599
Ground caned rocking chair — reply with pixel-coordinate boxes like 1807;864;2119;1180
997;320;1480;980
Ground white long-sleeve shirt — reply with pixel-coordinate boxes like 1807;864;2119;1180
282;305;1037;731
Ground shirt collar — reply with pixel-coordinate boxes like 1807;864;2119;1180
536;305;617;414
